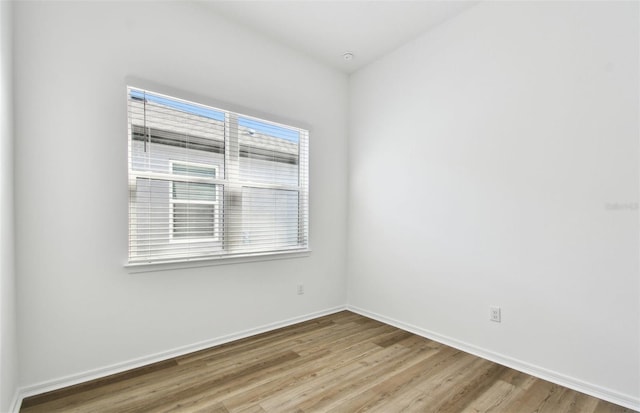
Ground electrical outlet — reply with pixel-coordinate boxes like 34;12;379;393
489;306;501;323
297;284;304;295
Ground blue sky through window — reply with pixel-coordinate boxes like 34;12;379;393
130;89;225;121
238;117;299;143
130;88;300;143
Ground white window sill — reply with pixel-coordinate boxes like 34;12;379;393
125;249;311;274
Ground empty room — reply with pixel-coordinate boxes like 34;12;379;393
0;0;638;412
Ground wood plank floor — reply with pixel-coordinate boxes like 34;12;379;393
20;311;637;413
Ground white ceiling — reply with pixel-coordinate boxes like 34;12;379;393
200;1;479;74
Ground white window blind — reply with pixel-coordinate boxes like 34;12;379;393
127;87;309;264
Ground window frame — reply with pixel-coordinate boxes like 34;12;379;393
126;86;310;268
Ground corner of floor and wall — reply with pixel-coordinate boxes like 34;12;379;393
345;1;639;410
2;1;639;413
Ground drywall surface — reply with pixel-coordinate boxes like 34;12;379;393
0;0;17;410
348;0;639;405
14;1;348;387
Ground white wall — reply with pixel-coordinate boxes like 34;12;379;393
10;0;639;409
348;0;639;407
14;1;348;388
0;0;18;410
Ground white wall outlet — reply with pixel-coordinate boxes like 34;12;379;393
490;306;501;322
297;284;304;295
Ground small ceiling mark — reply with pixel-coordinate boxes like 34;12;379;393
343;51;354;61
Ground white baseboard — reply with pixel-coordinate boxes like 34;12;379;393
7;389;21;413
11;305;347;413
347;305;640;412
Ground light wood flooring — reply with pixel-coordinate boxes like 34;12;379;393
20;311;637;413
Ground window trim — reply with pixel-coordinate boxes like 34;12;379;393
126;85;310;266
125;249;311;273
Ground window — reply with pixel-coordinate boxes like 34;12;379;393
127;87;309;264
170;162;219;242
